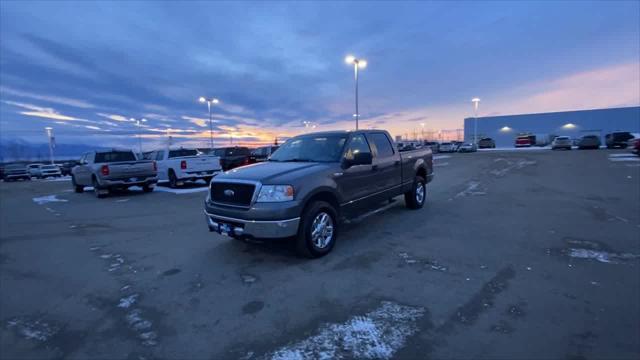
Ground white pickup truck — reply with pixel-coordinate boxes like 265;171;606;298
144;148;222;188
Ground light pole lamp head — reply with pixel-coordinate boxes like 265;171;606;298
198;97;206;103
212;98;219;104
345;55;356;64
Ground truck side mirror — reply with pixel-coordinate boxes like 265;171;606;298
343;152;372;168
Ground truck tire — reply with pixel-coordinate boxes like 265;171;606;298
404;175;426;210
296;201;338;258
168;170;178;188
72;176;84;193
93;178;107;198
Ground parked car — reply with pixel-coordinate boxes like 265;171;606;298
439;142;456;153
60;160;79;176
551;136;572;150
458;142;477;152
627;137;640;155
478;138;496;149
250;145;280;163
145;147;222;188
39;164;62;178
605;132;634;149
451;141;463;151
577;135;601;150
204;130;434;258
71;149;158;198
212;147;252;171
515;135;535;147
3;164;30;182
27;163;45;178
424;142;440;153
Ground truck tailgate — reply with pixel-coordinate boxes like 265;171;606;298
183;156;221;172
104;161;156;179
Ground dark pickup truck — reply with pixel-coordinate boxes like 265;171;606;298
212;146;252;171
204;130;434;258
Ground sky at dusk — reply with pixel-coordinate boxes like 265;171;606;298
1;1;638;149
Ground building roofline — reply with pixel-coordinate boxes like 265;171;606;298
464;105;640;121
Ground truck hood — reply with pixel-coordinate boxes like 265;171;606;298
214;161;333;183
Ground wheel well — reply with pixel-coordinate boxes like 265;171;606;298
304;191;339;214
416;166;427;180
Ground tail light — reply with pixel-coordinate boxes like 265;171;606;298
180;160;187;170
100;165;109;176
152;161;157;171
242;158;249;165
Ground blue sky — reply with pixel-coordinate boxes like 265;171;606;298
1;1;638;148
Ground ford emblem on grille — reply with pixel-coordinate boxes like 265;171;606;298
224;189;235;197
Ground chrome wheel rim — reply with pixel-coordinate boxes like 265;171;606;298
416;182;425;204
311;212;334;249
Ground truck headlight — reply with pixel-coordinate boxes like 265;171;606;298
257;185;294;202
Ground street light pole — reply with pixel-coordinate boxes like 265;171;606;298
199;97;220;150
472;98;481;144
345;55;367;130
131;118;147;154
45;127;54;164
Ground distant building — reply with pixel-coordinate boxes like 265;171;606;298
463;106;640;147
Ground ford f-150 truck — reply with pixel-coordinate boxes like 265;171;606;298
144;147;222;187
72;150;158;198
204;130;434;258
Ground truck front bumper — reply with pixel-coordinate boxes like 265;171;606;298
204;211;300;239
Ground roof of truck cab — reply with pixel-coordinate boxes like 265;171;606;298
294;130;388;137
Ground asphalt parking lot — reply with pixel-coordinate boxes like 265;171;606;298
1;149;639;360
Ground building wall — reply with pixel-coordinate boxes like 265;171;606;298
463;106;640;147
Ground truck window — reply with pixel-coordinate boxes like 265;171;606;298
368;133;395;158
169;149;198;158
94;151;136;163
344;134;371;160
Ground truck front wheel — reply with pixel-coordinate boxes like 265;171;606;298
296;201;338;258
405;175;426;209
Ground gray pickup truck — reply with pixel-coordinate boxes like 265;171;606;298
71;150;158;198
204;130;433;257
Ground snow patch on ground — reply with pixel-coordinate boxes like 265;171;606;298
6;318;59;342
433;155;451;160
455;181;486;198
608;154;640;162
117;294;139;308
265;301;424;360
32;195;68;205
479;146;551;152
43;176;71;182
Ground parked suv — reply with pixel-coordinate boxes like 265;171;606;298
3;164;30;182
605;132;634;149
478;137;496;149
213;147;252;171
577;135;601;150
250;145;279;163
551;136;572;150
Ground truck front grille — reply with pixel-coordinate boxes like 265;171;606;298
210;182;256;207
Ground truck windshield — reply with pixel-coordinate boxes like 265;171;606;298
269;135;347;162
95;151;136;163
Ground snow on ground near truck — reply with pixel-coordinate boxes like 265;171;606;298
261;301;425;360
32;195;68;205
128;185;209;195
433;155;450;160
478;146;552;152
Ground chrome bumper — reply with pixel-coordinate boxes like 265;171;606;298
101;176;158;187
204;211;300;239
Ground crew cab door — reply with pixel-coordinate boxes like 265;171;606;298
335;133;375;210
365;132;402;195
